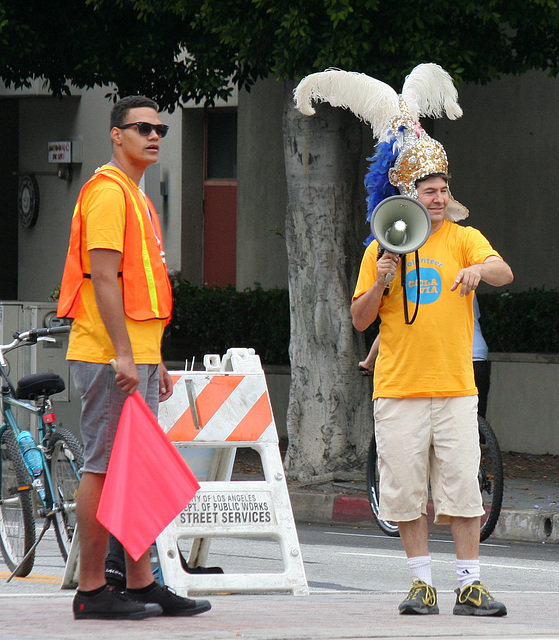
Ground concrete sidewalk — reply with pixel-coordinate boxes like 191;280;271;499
3;591;558;640
289;476;559;544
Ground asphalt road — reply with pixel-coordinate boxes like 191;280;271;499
1;523;559;639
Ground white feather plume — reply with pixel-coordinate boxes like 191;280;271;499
293;69;400;140
401;63;462;122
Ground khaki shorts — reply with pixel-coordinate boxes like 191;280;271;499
373;396;484;524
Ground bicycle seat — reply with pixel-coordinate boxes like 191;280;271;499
16;373;66;400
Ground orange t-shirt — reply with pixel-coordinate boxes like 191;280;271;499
353;221;501;399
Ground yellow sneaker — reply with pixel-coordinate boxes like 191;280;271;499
398;579;439;615
453;581;507;616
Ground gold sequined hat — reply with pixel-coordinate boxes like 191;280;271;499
294;63;469;223
388;98;448;194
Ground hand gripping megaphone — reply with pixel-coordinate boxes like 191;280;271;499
370;195;431;255
370;195;431;324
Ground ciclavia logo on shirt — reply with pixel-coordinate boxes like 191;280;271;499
405;266;441;304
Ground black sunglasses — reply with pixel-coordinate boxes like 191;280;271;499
117;122;169;138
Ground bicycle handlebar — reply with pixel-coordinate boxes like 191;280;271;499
0;325;71;359
15;326;72;340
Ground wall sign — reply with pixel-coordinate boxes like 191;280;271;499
47;141;72;163
18;175;40;228
176;490;275;527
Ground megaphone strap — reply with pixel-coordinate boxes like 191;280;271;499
403;250;421;325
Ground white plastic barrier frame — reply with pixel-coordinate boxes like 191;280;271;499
156;348;309;596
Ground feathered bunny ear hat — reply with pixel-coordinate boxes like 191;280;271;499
293;63;469;243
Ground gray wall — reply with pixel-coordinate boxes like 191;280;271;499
488;354;559;454
180;108;205;283
18;95;89;301
179;79;289;290
237;77;288;290
434;71;559;292
12;89;183;302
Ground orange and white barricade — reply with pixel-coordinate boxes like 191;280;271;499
156;348;309;596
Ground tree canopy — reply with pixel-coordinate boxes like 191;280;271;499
2;0;559;110
0;0;233;107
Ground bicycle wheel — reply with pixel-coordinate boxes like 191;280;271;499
47;428;83;560
0;428;36;576
478;416;504;541
366;434;400;537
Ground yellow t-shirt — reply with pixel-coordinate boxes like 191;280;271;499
65;175;165;364
353;221;501;399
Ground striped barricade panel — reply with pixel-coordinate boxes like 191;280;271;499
158;373;277;443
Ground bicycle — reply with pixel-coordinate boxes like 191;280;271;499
0;326;84;578
366;414;504;541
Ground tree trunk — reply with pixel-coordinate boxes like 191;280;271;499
282;81;374;483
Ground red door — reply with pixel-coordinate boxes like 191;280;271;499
203;182;237;287
203;110;237;287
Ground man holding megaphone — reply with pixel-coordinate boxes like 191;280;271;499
352;168;512;617
355;161;512;585
295;64;513;617
351;77;514;617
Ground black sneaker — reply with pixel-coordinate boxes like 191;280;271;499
128;583;212;617
453;581;507;616
73;585;163;620
398;579;439;615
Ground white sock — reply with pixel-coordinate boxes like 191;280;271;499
407;556;432;586
456;559;480;589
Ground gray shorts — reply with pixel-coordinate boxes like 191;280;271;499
70;361;160;473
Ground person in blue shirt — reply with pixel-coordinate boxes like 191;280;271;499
472;295;490;419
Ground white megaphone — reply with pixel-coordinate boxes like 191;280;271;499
371;195;431;256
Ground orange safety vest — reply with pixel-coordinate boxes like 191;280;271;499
57;165;173;324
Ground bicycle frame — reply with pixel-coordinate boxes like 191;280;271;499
0;326;82;577
0;389;78;520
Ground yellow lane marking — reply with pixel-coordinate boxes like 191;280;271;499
0;571;62;585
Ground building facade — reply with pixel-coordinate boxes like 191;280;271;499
1;71;558;304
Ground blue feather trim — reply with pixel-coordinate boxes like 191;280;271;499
363;138;399;246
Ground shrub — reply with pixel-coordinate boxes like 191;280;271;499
119;279;559;364
478;288;559;354
162;278;290;365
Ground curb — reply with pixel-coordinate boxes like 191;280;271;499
289;490;559;544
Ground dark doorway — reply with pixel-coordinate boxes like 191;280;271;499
0;99;19;299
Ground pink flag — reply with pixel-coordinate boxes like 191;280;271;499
97;391;199;561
